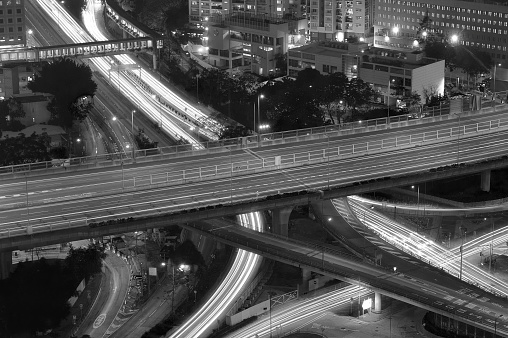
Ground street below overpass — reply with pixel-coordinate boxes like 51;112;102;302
182;218;508;336
0;111;508;237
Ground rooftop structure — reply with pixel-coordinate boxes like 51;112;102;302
288;41;445;103
205;12;307;75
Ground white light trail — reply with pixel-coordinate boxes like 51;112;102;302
345;197;508;297
169;212;263;338
36;0;205;147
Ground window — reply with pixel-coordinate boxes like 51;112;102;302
7;18;12;23
16;8;20;14
7;9;11;14
16;18;20;22
17;26;21;31
8;27;12;32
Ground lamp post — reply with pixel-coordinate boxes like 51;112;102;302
196;74;200;103
495;314;503;337
493;63;501;111
411;185;420;217
131;110;136;160
490;218;495;273
387;78;394;124
151;94;162;128
257;94;264;144
454;113;461;164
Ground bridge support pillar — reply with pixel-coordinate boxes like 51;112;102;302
374;292;382;313
271;206;293;237
152;53;157;70
481;170;491;192
122;29;128;39
0;251;12;279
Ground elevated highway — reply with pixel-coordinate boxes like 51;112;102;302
1;111;508;247
180;218;508;337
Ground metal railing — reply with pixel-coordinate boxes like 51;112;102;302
0;103;455;178
130;118;506;189
1;117;507;240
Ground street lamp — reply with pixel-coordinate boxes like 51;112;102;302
450;34;459;44
411;185;420;217
387;78;395;124
422;31;427;39
495;314;503;336
493;63;501;111
131;110;136;160
392;26;399;36
256;94;265;145
454;113;461;164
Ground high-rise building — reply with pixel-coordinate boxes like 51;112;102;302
374;0;508;63
0;0;25;48
308;0;368;42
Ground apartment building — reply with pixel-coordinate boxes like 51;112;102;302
205;12;307;75
189;0;304;26
288;40;445;103
0;0;25;48
374;0;508;63
308;0;369;42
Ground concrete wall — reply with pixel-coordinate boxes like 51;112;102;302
226;298;270;326
411;60;445;100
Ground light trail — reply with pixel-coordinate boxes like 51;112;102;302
81;0;220;140
35;0;204;147
168;212;263;338
32;3;262;337
224;285;369;338
343;197;508;297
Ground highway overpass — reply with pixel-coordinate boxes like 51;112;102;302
179;218;508;337
0;111;507;244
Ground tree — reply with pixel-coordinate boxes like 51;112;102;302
454;46;493;81
403;91;422;116
344;78;375;120
0;259;75;334
27;59;97;128
62;0;87;20
169;240;205;267
319;72;348;123
219;125;251;139
0;98;26;131
65;243;106;282
265;81;325;131
0;133;51;166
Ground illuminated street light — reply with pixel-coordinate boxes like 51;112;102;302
112;116;117;121
384;36;390;42
450;34;458;43
422;31;427;38
413;40;419;47
392;27;399;35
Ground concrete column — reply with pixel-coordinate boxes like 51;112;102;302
374;292;382;313
0;251;12;279
122;29;128;39
481;170;491;192
272;206;293;237
152;53;157;70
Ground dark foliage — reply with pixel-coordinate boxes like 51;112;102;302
27;59;97;128
219;125;251;139
62;0;87;20
169;240;205;267
0;133;51;166
0;98;26;131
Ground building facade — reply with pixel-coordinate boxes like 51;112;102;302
190;0;304;26
0;0;25;48
287;40;445;103
205;12;307;75
287;40;367;77
308;0;368;42
374;0;508;63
